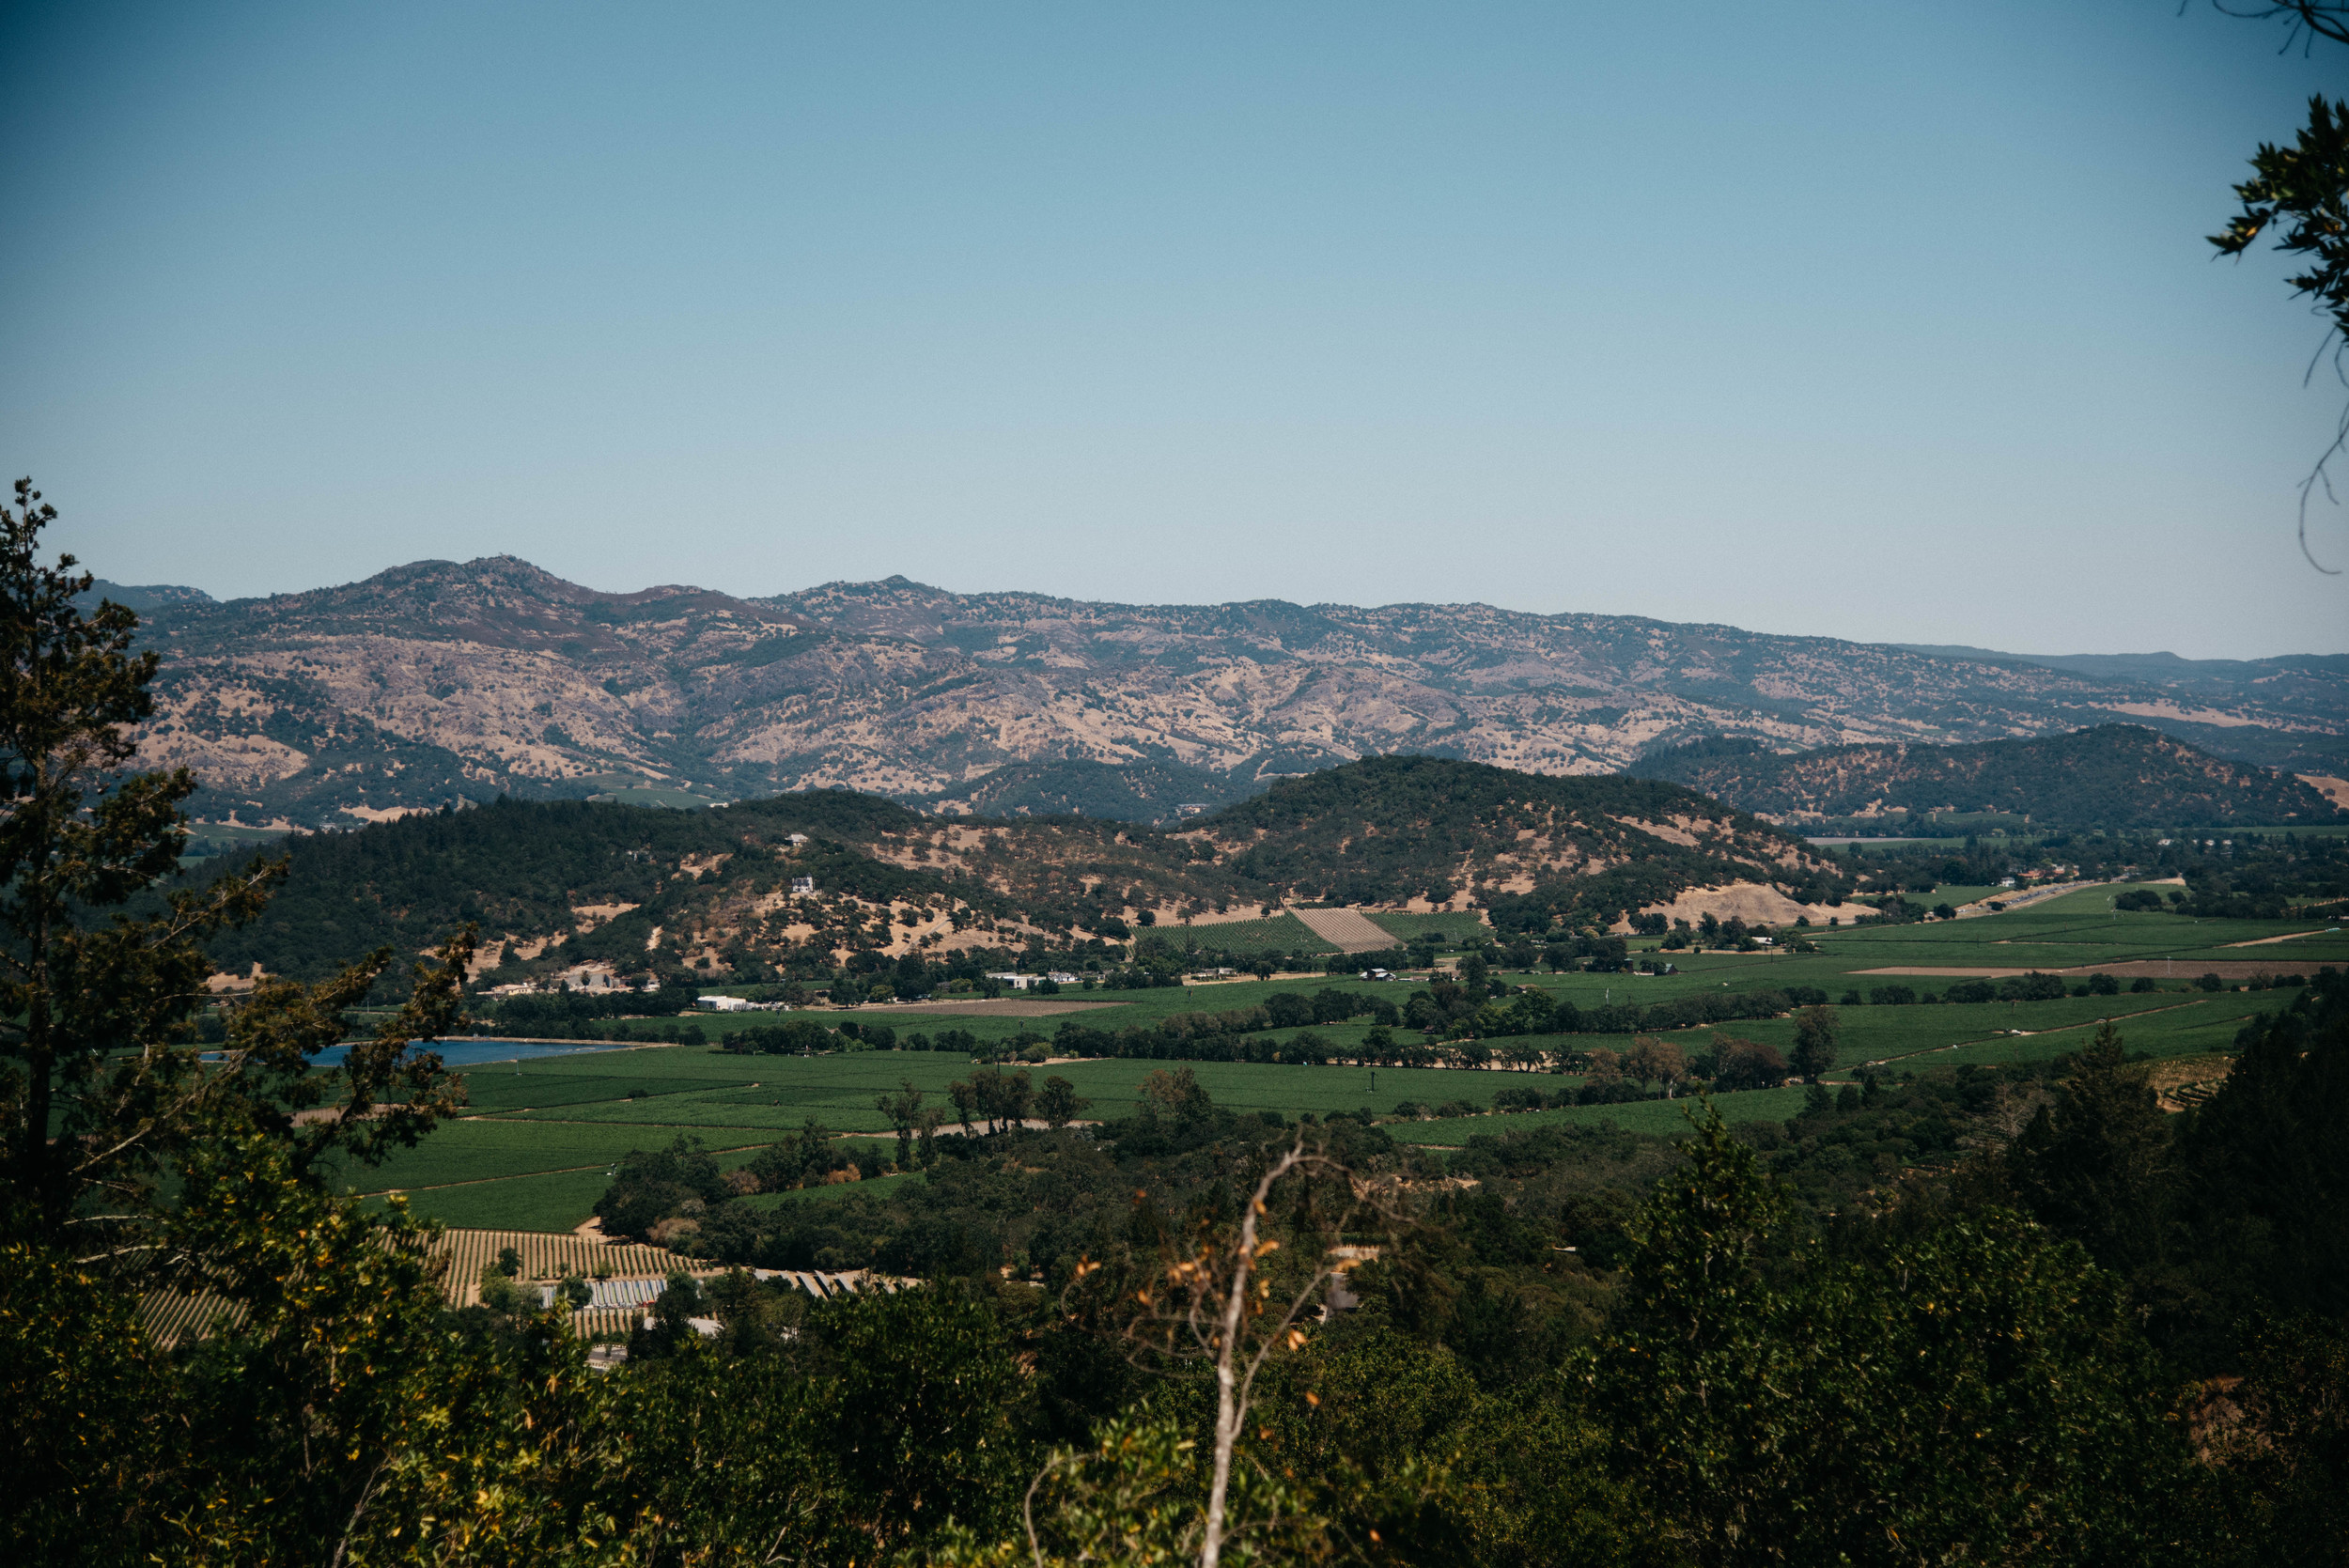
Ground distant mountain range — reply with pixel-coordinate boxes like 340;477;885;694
1629;725;2344;831
79;579;216;613
101;556;2349;827
1892;644;2349;695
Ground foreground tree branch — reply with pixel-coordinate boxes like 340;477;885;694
0;477;468;1268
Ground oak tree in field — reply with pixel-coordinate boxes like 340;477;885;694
1036;1073;1089;1129
1787;1003;1839;1081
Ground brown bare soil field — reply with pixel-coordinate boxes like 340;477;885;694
1292;907;1402;953
1629;880;1843;929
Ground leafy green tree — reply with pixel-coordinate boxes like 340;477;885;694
744;1120;841;1196
1593;1107;2196;1567
628;1268;709;1360
930;1406;1346;1568
1252;1324;1665;1568
1139;1064;1214;1130
1624;1036;1685;1094
810;1282;1027;1553
879;1078;933;1166
1707;1034;1785;1093
1588;1107;1792;1559
0;487;492;1560
1787;1004;1839;1080
478;1261;535;1314
2197;1312;2349;1552
1037;1074;1089;1129
974;1064;1034;1131
0;1231;167;1562
597;1135;727;1240
2;482;465;1248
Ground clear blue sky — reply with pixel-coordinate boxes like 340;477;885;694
4;0;2342;657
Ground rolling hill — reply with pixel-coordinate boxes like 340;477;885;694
194;757;1842;986
1626;724;2344;831
109;557;2349;829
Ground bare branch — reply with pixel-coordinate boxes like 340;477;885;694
2295;335;2349;573
2205;1;2349;52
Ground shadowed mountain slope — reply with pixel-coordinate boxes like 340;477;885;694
1627;725;2343;831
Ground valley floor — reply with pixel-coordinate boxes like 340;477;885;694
348;886;2341;1233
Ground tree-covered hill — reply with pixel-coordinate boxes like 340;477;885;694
1190;755;1837;931
1627;724;2343;831
908;755;1263;822
194;792;984;986
190;757;1840;985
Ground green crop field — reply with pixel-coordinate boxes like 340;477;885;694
1811;885;2349;970
1368;910;1490;945
350;1046;1586;1229
1387;1086;1814;1145
347;1115;770;1196
1911;996;2299;1072
377;1167;619;1232
1146;913;1335;955
1650;989;2286;1073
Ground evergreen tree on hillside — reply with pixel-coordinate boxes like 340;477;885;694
2170;970;2349;1343
2001;1022;2170;1281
